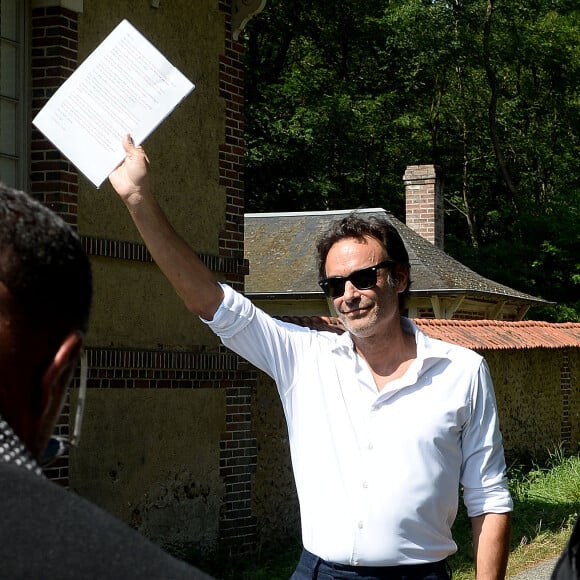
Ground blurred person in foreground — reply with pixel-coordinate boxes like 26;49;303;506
551;515;579;579
0;183;212;579
109;136;513;580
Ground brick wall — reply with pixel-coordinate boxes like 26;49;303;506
217;0;256;555
561;350;572;452
30;6;79;226
30;4;80;487
218;0;248;292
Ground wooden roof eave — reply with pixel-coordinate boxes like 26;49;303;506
410;288;552;306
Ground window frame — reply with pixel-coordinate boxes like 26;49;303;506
0;0;30;190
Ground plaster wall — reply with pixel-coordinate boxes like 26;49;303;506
70;388;225;554
78;0;226;253
251;370;301;545
76;0;227;349
88;257;221;349
253;298;332;318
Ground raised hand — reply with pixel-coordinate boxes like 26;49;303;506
108;134;151;203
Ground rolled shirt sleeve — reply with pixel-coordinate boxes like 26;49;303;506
460;359;513;516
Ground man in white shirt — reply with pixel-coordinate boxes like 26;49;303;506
109;136;513;579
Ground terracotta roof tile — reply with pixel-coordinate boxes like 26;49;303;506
275;316;580;350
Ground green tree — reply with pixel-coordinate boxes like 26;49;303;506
244;0;580;319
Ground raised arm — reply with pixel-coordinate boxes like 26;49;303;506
108;135;224;320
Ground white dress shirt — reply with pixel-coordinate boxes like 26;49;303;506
204;284;513;566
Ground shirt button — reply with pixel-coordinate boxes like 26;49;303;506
367;442;374;450
358;521;364;529
362;481;369;489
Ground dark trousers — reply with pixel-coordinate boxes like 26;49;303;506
291;549;452;580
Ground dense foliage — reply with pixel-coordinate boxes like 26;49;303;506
244;0;580;320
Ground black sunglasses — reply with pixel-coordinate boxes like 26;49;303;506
318;259;395;299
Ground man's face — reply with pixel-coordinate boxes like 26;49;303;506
324;236;403;338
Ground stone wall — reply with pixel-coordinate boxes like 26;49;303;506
251;371;300;545
484;349;571;460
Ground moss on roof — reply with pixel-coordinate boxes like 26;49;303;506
245;208;547;306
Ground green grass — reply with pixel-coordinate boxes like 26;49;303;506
192;452;579;579
449;450;579;578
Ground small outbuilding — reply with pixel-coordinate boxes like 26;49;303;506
245;166;549;320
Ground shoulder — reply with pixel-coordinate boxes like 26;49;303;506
406;318;484;367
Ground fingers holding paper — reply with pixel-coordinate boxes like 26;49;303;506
109;134;151;203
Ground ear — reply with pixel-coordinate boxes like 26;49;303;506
394;266;410;293
29;332;84;460
40;331;84;400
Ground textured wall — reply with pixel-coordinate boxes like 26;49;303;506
251;371;301;545
88;257;220;349
70;389;225;554
485;349;570;459
75;1;228;351
77;0;226;255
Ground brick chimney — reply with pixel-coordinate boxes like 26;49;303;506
403;165;444;250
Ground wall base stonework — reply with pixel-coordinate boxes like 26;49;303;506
64;345;257;558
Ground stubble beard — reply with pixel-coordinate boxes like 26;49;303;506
337;300;382;339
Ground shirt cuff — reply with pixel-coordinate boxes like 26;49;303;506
200;284;255;339
464;484;514;517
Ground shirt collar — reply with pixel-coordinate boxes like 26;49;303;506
403;318;455;362
332;328;356;354
331;317;453;367
0;413;43;477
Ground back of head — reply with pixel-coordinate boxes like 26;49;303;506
0;184;92;345
316;212;411;308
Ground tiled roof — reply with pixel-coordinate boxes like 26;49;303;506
245;208;549;306
276;316;580;350
414;319;580;350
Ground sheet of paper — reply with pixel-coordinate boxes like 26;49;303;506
33;19;195;188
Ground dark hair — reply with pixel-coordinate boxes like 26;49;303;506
316;212;411;309
0;184;92;337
